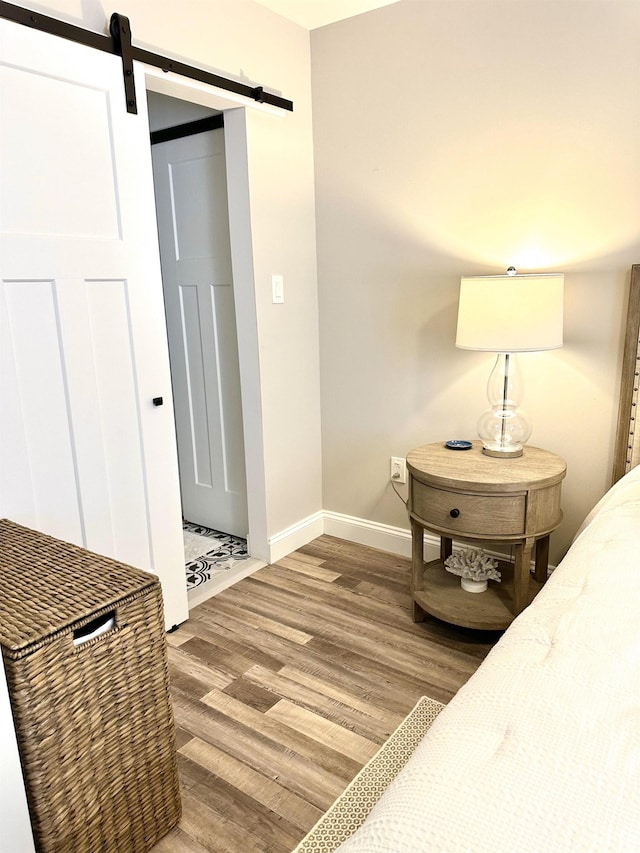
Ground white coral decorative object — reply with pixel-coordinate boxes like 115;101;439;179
444;548;501;583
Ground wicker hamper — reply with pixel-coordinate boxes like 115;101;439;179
0;519;181;853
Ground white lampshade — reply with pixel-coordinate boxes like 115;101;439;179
456;273;564;352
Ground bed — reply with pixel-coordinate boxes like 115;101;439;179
296;265;640;853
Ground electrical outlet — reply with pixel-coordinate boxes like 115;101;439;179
390;456;407;484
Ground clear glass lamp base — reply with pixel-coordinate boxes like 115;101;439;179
477;354;532;458
482;444;523;459
477;407;531;459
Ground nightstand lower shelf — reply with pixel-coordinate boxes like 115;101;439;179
413;558;542;631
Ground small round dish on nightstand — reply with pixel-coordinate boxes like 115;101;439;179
445;440;473;450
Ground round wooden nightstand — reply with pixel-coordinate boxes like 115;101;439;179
407;441;567;630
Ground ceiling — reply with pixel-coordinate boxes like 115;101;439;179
253;0;400;30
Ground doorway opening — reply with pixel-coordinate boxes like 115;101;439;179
147;90;264;607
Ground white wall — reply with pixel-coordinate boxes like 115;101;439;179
311;0;640;561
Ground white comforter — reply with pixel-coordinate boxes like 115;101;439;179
338;466;640;852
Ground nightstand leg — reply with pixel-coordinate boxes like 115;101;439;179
534;535;550;584
412;599;426;622
513;538;534;614
411;518;425;623
440;536;453;562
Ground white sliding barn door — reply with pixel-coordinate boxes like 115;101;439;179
152;128;248;537
0;19;188;628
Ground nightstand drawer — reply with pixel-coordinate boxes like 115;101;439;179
411;480;525;536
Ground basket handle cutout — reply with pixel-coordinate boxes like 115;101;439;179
73;612;116;646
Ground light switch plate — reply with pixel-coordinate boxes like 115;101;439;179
272;274;284;304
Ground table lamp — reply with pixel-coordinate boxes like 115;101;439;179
455;268;564;458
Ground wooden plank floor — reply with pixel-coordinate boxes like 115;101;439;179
152;535;499;853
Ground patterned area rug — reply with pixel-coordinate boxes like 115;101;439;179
292;696;444;852
183;520;249;590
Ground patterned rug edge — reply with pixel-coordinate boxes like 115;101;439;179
183;521;249;590
292;695;444;852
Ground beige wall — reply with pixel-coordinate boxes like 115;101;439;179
311;0;640;561
17;0;323;546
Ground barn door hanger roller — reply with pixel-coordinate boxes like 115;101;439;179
109;13;136;114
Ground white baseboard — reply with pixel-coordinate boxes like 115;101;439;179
268;510;479;565
266;509;557;571
267;511;325;563
323;510;439;561
322;510;557;572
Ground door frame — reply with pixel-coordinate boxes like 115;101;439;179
144;68;270;562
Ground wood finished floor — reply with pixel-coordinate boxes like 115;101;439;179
152;535;499;853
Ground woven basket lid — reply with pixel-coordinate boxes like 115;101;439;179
0;519;159;653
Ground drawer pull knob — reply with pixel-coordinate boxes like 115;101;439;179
449;508;460;518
